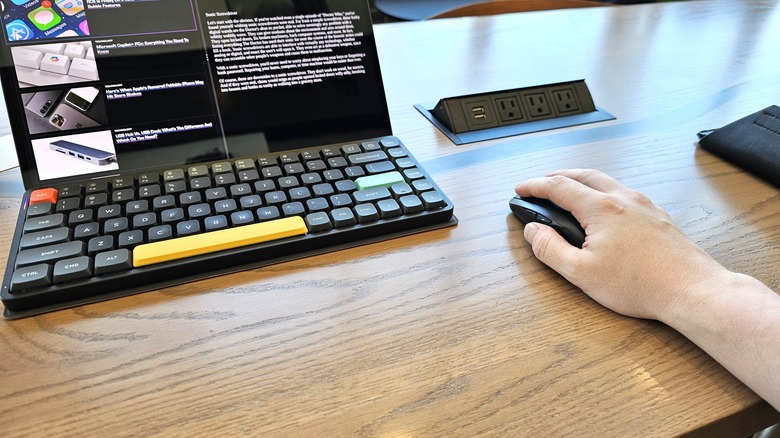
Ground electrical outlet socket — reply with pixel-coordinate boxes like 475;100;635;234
522;91;553;119
550;86;580;114
493;94;525;122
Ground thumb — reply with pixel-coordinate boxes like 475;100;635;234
523;223;579;275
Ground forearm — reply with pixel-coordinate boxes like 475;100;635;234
661;271;780;411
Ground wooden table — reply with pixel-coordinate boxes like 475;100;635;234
1;1;779;436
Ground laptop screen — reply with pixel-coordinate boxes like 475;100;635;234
0;0;391;189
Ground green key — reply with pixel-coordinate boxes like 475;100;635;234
355;171;405;191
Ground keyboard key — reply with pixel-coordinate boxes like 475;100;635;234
10;264;52;292
23;213;65;232
94;249;132;275
133;217;307;267
118;230;144;249
15;241;85;267
421;191;447;210
355;171;404;190
148;225;174;242
53;256;93;283
365;161;395;174
88;235;114;255
305;212;332;232
19;227;71;249
27;202;54;218
331;207;356;227
354;203;380;223
377;199;402;218
353;186;392;203
30;188;58;204
399;195;424;214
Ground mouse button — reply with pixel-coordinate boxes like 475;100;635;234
535;213;552;225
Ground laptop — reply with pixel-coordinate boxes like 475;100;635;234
0;0;456;318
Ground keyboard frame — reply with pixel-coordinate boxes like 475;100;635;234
0;137;457;319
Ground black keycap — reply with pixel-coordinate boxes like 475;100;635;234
239;195;263;209
377;199;402;218
148;224;173;242
365;161;395;174
112;188;135;203
126;200;150;215
204;215;228;231
161;208;185;223
176;220;201;236
305;212;332;232
10;263;52;292
68;209;93;226
23;213;65;232
331;207;356;228
330;193;353;208
118;230;144;249
56;197;81;214
399;195;424;214
103;218;129;235
190;176;212;189
27;202;53;217
15;241;85;267
353;187;391;203
306;198;329;213
94;249;132;275
133;212;158;230
347;150;387;165
256;206;281;221
19;227;71;249
53;256;92;283
421;191;447;210
84;193;109;208
97;204;122;220
74;222;100;240
88;235;115;256
179;192;202;206
188;203;212;219
282;202;305;217
230;210;255;226
214;199;237;214
354;203;380;223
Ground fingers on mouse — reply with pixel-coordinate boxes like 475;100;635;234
508;195;586;248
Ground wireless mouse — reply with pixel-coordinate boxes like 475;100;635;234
509;195;586;248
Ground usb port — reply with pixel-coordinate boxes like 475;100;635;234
471;106;485;112
474;114;487;119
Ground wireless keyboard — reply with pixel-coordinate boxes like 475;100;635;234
0;136;456;318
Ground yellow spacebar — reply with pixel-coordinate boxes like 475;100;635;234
132;217;308;267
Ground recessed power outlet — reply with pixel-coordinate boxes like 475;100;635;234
493;95;525;122
428;79;606;135
522;92;553;119
550;86;580;114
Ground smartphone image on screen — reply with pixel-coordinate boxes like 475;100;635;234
64;86;100;111
24;90;64;117
48;102;100;130
49;139;116;165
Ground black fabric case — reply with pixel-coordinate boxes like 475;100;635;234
698;105;780;188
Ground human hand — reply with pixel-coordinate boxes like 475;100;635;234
514;169;730;322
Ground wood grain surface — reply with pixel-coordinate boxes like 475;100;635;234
1;1;779;436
